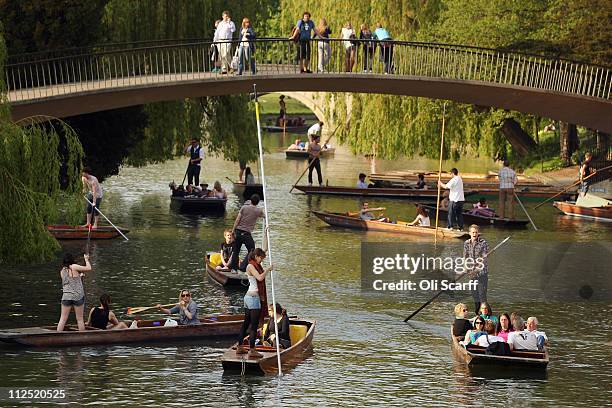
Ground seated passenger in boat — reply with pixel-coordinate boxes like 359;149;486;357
218;229;235;270
474;320;505;347
263;303;291;349
479;302;499;325
157;290;199;325
244;167;256;185
288;139;303;150
169;181;185;197
185;184;197;196
86;294;128;330
526;316;548;349
461;315;487;345
440;191;450;210
468;198;496;217
507;316;539;351
452;303;472;337
211;181;227;199
358;202;389;222
357;173;369;189
496;313;513;341
408;205;431;227
415;173;428;189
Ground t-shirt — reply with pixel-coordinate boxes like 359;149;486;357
221;242;234;263
84;175;103;199
475;334;505;347
480;314;499;325
498;166;517;189
297;19;315;41
317;27;332;42
507;330;539;350
308;123;322;136
215;20;235;40
360;210;375;221
416;214;430;226
235;203;265;232
341;27;356;49
444;175;464;202
169;301;199;325
373;28;391;41
245;174;255;185
357;180;368;189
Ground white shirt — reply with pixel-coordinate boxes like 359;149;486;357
475;334;504;347
308;123;322;136
443;175;465;202
185;144;205;166
357;180;368;189
341;27;356;49
416;214;430;226
529;329;548;341
508;330;538;350
498;166;517;189
215;20;235;40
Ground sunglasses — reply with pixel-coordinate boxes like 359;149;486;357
181;293;190;297
462;309;468;312
475;321;484;325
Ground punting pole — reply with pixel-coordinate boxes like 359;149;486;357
252;84;283;376
514;192;538;231
434;102;447;246
83;195;129;241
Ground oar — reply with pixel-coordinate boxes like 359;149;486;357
83;196;129;241
434;102;447;246
289;123;341;193
226;176;237;184
125;303;176;315
533;164;612;210
403;236;511;322
85;224;92;255
514;192;538;230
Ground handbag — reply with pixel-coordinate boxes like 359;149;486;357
231;47;240;71
485;335;511;356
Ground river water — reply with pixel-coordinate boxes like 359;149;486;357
0;134;610;407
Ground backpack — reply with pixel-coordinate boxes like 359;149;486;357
485;335;511;356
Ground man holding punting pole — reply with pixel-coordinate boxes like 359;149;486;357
464;224;489;314
230;194;265;272
185;138;204;187
438;168;465;230
498;160;518;219
82;167;103;229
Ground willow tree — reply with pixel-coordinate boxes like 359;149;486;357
0;31;84;264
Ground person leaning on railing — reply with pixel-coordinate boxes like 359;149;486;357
290;11;316;73
373;23;393;74
215;10;236;74
315;18;332;73
237;17;256;75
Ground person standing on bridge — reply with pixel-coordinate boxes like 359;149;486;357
438;168;465;230
215;11;236;74
185;138;205;187
290;11;315;73
237;17;256;75
373;23;393;74
359;24;375;72
341;22;357;72
498;159;518;219
315;18;332;73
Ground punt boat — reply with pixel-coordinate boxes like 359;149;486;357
204;252;249;287
450;327;549;369
231;182;264;200
0;315;244;347
312;211;468;239
553;201;612;222
419;205;530;228
170;195;227;214
285;147;335;159
295;185;476;200
221;318;315;375
262;124;310;133
47;225;129;240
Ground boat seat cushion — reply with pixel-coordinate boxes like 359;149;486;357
289;324;307;344
209;253;223;268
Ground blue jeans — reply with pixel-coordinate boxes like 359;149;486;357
448;201;464;229
244;294;261;309
238;46;255;75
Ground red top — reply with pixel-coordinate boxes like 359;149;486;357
249;259;269;323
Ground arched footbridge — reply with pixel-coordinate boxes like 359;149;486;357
5;39;612;132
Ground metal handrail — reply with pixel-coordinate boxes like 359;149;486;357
5;38;611;103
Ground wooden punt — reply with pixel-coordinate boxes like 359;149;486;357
312;211;469;239
204;253;249;287
553;201;612;222
262;124;310;133
170;195;227;214
231;182;264;200
419;205;529;228
0;315;244;347
285;147;335;159
450;327;549;369
47;225;129;240
295;185;476;200
221;318;315;375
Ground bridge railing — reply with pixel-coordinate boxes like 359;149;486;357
5;38;611;102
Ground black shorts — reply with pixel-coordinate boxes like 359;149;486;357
298;41;311;60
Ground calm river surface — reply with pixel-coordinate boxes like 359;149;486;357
0;134;610;407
